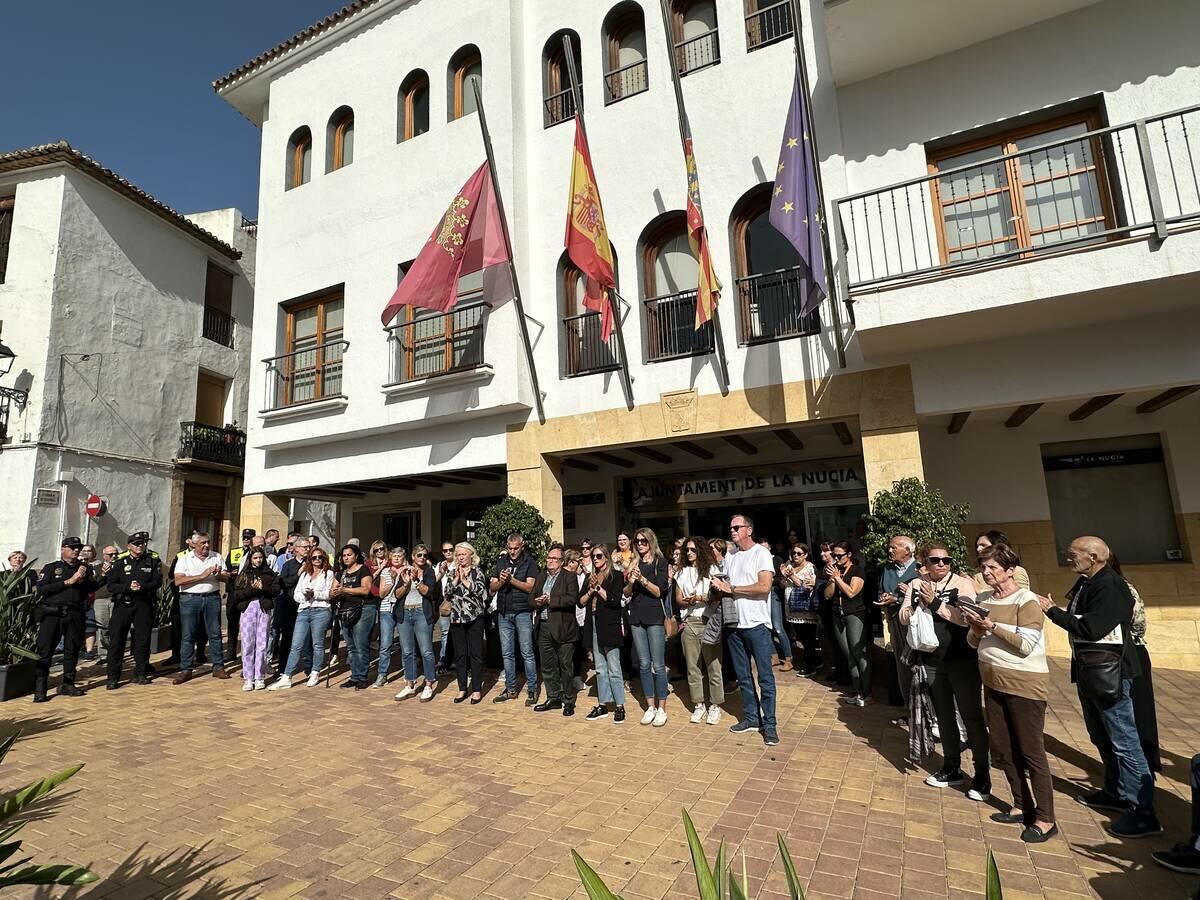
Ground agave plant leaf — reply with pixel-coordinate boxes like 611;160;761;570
572;850;623;900
0;734;17;766
6;645;39;662
986;850;1003;900
728;867;749;900
0;838;26;866
714;839;727;899
0;863;98;886
682;808;720;899
0;764;84;824
776;832;806;900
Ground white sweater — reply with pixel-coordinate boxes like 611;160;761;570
295;570;335;609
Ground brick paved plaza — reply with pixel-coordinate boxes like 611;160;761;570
2;656;1197;900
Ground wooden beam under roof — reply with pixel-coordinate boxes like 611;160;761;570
1068;394;1122;421
591;452;636;469
349;482;402;493
773;429;804;452
631;446;673;465
458;468;503;482
1004;403;1043;428
562;457;600;472
832;422;853;446
722;435;758;456
947;412;970;434
672;441;714;460
1136;385;1199;414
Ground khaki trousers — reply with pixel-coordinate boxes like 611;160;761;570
681;617;724;706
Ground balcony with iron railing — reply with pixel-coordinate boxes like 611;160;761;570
604;59;649;105
261;339;348;414
202;305;235;348
177;421;246;468
736;267;821;345
563;311;621;377
385;301;490;388
675;30;720;76
745;0;793;51
544;88;577;128
644;290;715;362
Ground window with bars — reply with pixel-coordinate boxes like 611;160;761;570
543;30;582;127
283;293;345;404
603;2;649;104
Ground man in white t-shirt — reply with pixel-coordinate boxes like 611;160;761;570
171;531;230;684
711;512;779;745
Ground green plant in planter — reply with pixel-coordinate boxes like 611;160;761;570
0;563;40;667
0;731;97;888
155;577;174;628
473;496;553;569
861;477;970;573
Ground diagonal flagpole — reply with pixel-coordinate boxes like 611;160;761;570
656;0;730;396
561;35;635;412
788;0;846;368
471;79;546;424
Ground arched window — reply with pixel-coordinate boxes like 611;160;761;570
398;70;430;142
286;126;312;190
744;0;794;51
326;107;354;172
448;45;483;121
671;0;720;75
730;184;820;344
542;30;582;128
640;213;713;361
559;250;621;376
602;2;649;104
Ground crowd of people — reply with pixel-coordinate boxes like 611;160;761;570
8;514;1200;883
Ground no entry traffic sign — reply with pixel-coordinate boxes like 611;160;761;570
85;494;105;518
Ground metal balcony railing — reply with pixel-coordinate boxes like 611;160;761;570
178;421;246;467
563;311;621;376
644;290;715;362
736;267;821;345
385;302;488;385
544;88;577;128
202;305;235;348
675;29;720;76
262;339;348;411
745;1;793;51
833;103;1200;293
604;59;649;105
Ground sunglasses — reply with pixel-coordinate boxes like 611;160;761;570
686;546;697;553
926;556;953;565
730;524;748;532
414;553;427;559
105;550;120;555
590;553;606;561
791;551;805;557
635;538;649;545
831;552;849;560
443;548;453;553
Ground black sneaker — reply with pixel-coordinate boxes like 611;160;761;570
613;706;626;724
1108;812;1164;839
525;693;539;708
729;720;758;735
585;705;609;721
562;705;575;717
1152;841;1200;875
1076;789;1127;812
492;690;515;704
762;730;779;746
924;768;966;788
105;679;120;691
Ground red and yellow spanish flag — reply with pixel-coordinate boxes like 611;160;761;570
684;138;722;330
564;116;616;341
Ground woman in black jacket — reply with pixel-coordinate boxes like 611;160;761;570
234;548;279;691
624;528;671;726
582;543;627;724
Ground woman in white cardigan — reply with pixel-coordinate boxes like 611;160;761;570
268;547;336;689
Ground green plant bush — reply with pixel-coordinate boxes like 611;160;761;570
473;496;553;569
0;563;40;667
861;477;970;572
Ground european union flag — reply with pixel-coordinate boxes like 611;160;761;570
770;68;827;317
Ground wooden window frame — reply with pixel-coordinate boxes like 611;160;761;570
288;130;312;189
400;73;430;142
392;267;484;381
0;196;14;285
452;51;482;120
283;291;344;404
603;6;647;103
641;214;689;298
927;109;1116;265
330;109;354;171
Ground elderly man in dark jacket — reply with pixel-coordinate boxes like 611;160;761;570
531;543;581;716
1040;535;1159;839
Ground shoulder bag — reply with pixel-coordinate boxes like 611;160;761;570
1075;639;1125;707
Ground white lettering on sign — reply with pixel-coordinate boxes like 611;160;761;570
631;459;863;507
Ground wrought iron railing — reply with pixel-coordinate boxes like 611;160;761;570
178;421;246;467
676;30;720;75
644;290;715;361
385;302;489;385
544;88;577;128
834;103;1200;293
262;339;348;411
745;0;793;51
202;305;235;349
604;59;649;105
563;311;620;376
736;267;821;345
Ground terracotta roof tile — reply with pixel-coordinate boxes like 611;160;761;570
0;141;241;260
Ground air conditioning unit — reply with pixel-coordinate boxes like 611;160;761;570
35;488;61;506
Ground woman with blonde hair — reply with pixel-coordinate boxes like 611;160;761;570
373;547;407;687
582;543;627;724
268;546;335;690
392;543;438;703
445;542;487;703
624;527;672;726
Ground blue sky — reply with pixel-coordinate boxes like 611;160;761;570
0;1;343;219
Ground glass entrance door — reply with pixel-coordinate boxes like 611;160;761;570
804;499;869;548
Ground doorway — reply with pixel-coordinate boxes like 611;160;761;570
383;511;421;552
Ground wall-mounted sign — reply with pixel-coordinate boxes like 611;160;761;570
630;458;864;508
1042;447;1163;471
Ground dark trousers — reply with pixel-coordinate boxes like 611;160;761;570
985;688;1054;823
539;628;577;704
226;593;241;659
820;601;850;683
36;607;84;682
1190;753;1200;837
1131;644;1162;773
106;600;152;678
452;617;484;693
792;621;821;672
927;657;989;783
274;595;300;675
573;633;585;677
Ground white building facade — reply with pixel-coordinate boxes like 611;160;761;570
0;144;257;562
218;0;1200;667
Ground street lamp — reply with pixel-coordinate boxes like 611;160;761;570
0;339;29;408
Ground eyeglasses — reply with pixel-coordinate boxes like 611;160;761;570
104;551;119;556
634;537;649;545
414;553;427;559
443;548;453;553
926;556;952;565
590;553;605;561
730;524;748;532
791;551;805;557
831;552;849;560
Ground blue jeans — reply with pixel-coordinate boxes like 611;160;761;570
498;610;537;695
348;605;378;683
285;606;331;676
593;629;625;706
769;589;792;660
397;608;435;684
728;624;777;732
377;609;397;678
1079;679;1155;815
437;615;451;665
180;592;224;672
630;623;668;702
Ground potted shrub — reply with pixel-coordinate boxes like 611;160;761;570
149;577;174;655
0;562;40;702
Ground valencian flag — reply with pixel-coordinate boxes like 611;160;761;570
380;162;508;324
684;138;723;330
769;68;827;316
564;116;616;341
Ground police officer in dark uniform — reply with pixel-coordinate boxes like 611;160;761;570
105;531;162;689
33;536;98;702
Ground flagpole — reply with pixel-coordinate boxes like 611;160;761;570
788;0;846;369
561;36;635;412
655;0;731;396
470;79;546;424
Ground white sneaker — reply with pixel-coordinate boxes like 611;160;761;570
706;705;722;726
395;684;416;701
652;708;668;728
371;676;386;688
254;680;266;691
266;675;292;691
639;707;657;726
690;703;706;724
242;680;255;692
305;672;320;687
419;685;434;702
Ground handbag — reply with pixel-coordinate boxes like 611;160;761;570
1075;643;1125;707
337;601;362;629
906;601;939;652
787;584;815;615
660;595;679;639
